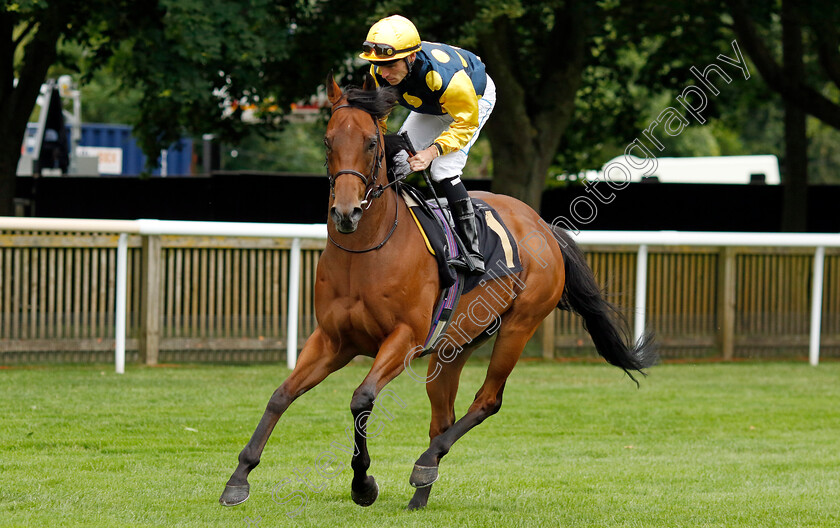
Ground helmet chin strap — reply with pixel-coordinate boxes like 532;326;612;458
405;55;415;76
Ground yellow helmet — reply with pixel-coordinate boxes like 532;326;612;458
359;15;421;62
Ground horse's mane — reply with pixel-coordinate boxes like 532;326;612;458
344;86;399;120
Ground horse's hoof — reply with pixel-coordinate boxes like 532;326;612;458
409;464;439;488
219;484;250;506
351;475;379;507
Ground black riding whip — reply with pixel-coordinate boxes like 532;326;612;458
399;131;477;273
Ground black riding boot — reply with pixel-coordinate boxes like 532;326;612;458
442;179;485;275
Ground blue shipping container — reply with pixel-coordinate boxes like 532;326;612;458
25;123;193;176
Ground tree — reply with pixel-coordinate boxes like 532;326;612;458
391;1;616;208
473;2;601;208
0;0;371;216
1;1;164;215
2;1;64;215
467;0;840;219
372;1;698;209
725;0;840;230
8;1;835;223
603;0;840;231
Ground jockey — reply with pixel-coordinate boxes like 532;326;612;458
360;14;495;275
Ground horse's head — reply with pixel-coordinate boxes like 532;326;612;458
324;73;396;234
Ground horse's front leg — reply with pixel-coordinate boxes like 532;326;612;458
348;324;414;507
220;329;350;506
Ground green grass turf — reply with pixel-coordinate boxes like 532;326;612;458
1;360;838;527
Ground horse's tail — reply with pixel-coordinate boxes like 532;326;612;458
552;229;659;385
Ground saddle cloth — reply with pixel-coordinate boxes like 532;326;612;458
400;186;523;295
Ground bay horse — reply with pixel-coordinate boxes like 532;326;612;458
219;74;658;510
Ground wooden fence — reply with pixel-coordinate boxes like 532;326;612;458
0;233;322;363
545;246;840;361
1;231;838;364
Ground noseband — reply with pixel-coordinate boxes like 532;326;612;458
326;102;399;253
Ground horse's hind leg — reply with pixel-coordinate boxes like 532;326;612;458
407;344;472;510
409;321;537;490
220;330;350;506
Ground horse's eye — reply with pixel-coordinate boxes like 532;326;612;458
367;139;376;151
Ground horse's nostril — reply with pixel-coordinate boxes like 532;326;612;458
330;205;361;233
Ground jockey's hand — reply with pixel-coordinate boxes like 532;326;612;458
408;146;439;172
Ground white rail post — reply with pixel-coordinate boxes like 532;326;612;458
634;244;649;344
115;234;128;374
286;238;302;369
809;246;826;366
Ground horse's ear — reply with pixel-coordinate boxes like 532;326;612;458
326;71;342;105
362;72;376;92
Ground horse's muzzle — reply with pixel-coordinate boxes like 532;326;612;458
330;206;363;234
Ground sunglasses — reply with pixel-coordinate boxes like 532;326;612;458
362;41;419;58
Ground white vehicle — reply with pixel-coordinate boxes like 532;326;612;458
557;155;781;185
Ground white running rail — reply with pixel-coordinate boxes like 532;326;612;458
2;217;838;371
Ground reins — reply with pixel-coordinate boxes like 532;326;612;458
326;103;400;254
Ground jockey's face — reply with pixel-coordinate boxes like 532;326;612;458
375;53;415;85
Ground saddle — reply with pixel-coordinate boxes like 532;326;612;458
400;184;523;349
384;133;522;349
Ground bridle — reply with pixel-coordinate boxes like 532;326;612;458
326;103;399;253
